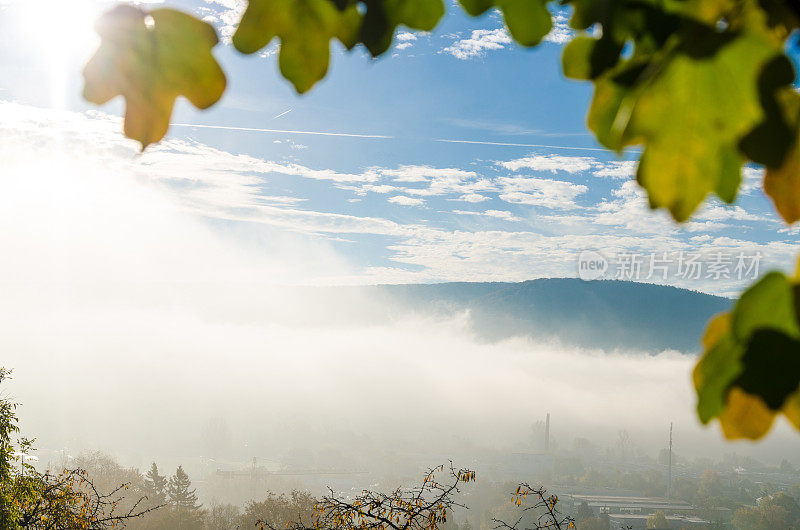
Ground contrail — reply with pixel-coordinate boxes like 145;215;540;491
171;123;393;139
435;138;613;152
272;109;292;120
171;122;632;151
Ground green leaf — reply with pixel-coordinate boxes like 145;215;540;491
360;0;445;56
694;313;744;423
458;0;551;46
233;0;362;93
735;329;800;410
765;147;800;224
567;0;681;54
562;36;624;81
566;0;612;31
732;271;799;341
738;56;797;169
585;60;649;151
694;270;800;439
695;328;744;424
566;0;794;222
600;31;777;219
757;89;800;224
83;6;226;149
629;30;779;221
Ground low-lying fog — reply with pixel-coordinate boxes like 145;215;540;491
1;120;798;497
4;286;799;469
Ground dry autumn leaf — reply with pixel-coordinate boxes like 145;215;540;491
83;5;226;149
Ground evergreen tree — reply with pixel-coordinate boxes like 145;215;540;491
168;465;201;510
167;465;202;529
576;501;593;522
143;462;167;505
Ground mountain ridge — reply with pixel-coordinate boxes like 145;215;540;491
368;278;731;353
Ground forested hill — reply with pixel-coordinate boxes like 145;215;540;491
371;279;731;353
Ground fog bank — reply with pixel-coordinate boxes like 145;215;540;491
1;107;797;483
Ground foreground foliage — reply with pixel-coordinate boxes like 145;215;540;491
78;0;800;440
0;369;156;528
259;464;476;530
257;464;578;530
694;268;800;439
493;483;575;530
731;492;800;529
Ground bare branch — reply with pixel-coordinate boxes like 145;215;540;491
258;462;476;530
491;484;574;530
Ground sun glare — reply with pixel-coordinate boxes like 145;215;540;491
11;0;101;108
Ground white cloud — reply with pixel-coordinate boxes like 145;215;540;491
499;155;640;182
395;31;417;52
452;209;522;222
0;101;792;296
594;160;637;179
143;139;372;183
363;184;400;194
693;204;765;223
741;165;765;194
500;154;595;173
336;183;399;197
442;28;511;60
442;12;572;61
456;193;491;203
352;165;493;199
381;165;478;183
543;11;573;44
0;102;406;240
498;177;588;209
200;0;246;42
0;110;363;289
388;195;426;207
591;180;771;235
592;180;676;233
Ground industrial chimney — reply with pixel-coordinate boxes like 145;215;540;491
545;413;550;453
667;422;673;499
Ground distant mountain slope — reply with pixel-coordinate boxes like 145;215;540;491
373;279;731;353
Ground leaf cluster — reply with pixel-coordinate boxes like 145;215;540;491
694;267;800;439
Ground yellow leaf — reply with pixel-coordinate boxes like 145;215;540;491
782;391;800;429
763;92;800;224
83;6;226;149
719;387;776;440
701;312;732;351
765;156;800;224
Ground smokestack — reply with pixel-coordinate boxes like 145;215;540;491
667;423;673;499
545;413;550;453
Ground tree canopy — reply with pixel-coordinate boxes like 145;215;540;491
0;369;155;529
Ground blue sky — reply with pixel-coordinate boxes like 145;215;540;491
0;0;797;296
